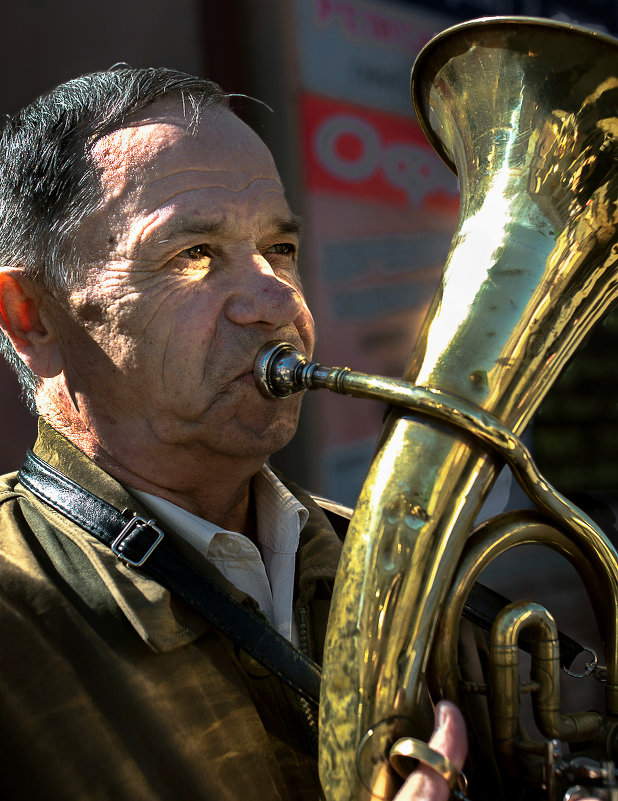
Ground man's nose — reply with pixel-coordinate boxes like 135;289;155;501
224;256;306;329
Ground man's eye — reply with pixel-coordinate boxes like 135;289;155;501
183;243;211;260
267;243;296;258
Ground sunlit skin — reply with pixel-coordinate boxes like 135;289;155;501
0;99;315;535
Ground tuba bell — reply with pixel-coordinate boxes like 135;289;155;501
254;15;618;801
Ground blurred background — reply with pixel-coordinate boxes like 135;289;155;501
1;0;618;709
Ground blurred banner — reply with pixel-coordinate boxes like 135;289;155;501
289;0;459;504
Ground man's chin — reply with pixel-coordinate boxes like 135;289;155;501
156;394;302;457
230;407;300;457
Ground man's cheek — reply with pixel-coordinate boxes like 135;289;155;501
72;298;108;325
299;311;316;356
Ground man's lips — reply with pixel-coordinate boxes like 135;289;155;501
234;340;310;387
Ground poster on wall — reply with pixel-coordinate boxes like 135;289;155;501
292;0;459;503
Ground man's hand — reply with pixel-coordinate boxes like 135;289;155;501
393;701;467;801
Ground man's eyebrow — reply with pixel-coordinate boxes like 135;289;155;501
154;218;225;247
153;214;303;248
271;215;303;239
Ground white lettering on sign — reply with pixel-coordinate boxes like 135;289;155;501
313;112;455;204
315;114;380;180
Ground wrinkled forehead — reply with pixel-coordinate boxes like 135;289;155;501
90;98;280;199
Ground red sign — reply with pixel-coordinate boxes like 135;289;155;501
300;92;458;210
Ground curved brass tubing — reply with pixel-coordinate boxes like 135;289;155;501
432;511;617;764
491;601;603;749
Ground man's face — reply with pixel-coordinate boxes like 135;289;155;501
52;99;315;472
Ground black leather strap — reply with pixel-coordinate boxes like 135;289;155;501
17;450;589;703
18;449;322;704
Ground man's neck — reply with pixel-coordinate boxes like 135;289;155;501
124;466;256;536
38;396;263;536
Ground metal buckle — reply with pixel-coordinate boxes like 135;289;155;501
111;516;164;567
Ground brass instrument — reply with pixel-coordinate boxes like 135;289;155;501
254;16;618;801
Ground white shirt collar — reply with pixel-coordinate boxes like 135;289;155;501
129;464;308;642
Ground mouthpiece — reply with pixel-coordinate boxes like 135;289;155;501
253;341;316;398
253;341;356;398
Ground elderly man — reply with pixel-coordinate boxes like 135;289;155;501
0;66;465;800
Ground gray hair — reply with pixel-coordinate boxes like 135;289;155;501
0;66;229;410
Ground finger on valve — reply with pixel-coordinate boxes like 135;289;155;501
392;701;468;801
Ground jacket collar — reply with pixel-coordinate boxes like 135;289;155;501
31;418;342;654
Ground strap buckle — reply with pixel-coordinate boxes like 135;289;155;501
111;516;164;567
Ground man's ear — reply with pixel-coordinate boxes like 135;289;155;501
0;270;63;377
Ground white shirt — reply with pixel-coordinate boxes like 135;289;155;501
130;465;308;643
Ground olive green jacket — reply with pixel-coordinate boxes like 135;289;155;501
0;419;343;801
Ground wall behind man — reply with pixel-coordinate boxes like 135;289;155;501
0;0;205;473
0;0;204;116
